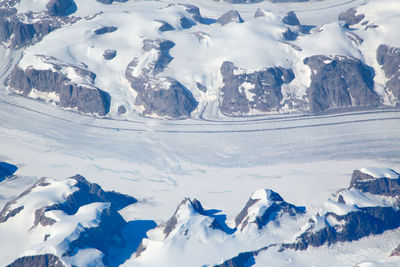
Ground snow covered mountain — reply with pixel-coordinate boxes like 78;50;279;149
3;167;399;266
1;0;399;119
1;0;400;266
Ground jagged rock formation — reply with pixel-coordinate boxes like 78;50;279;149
6;254;66;267
217;10;244;26
0;4;78;49
376;44;400;105
125;39;197;118
8;56;111;115
220;61;294;116
304;55;380;112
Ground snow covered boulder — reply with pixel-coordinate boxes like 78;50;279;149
125;39;197;119
376;45;400;105
220;61;294;116
8;56;111;116
304;55;380;112
235;189;305;232
216;10;244;26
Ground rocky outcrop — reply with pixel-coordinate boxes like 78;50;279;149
338;8;365;28
376;44;400;105
217;10;244;26
282;11;300;26
6;254;66;267
304;55;380;112
94;26;117;35
46;0;77;17
0;9;77;49
8;56;111;115
125;39;197;119
220;61;294;116
349;169;400;197
285;206;400;250
103;49;116;60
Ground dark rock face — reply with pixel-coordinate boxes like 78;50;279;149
125;39;197;119
235;190;305;231
8;58;111;115
94;26;117;35
349;169;400;197
6;254;66;267
0;17;53;49
103;49;117;60
282;11;300;26
0;8;77;49
338;8;365;27
376;45;400;105
217;10;244;26
285;207;400;250
304;55;380;112
46;0;77;17
220;61;294;116
0;162;17;181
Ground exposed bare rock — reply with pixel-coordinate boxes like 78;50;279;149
304;55;380;112
220;61;294;116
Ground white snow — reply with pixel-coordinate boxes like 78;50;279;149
359;168;400;179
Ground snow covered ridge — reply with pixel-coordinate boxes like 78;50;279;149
0;0;399;119
2;167;400;266
0;174;137;267
216;168;400;267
